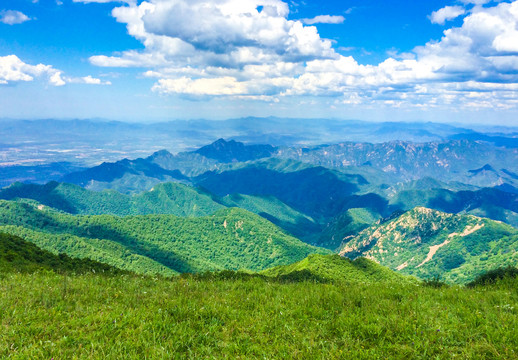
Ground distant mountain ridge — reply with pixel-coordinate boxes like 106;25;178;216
277;140;518;186
195;138;277;162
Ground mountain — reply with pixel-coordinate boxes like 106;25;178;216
0;232;123;274
193;158;378;221
61;158;189;194
388;187;518;227
0;181;224;217
0;201;330;276
261;253;414;284
316;208;381;251
339;207;518;283
276;140;518;186
146;149;221;177
195;138;276;162
220;193;321;242
0;162;84;188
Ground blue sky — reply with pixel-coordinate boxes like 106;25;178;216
1;0;518;124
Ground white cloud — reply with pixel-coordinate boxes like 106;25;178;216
87;0;518;112
49;72;66;86
0;10;30;25
153;76;247;95
0;55;56;85
459;0;492;5
73;0;135;4
90;0;335;69
0;55;111;86
65;75;112;85
301;15;345;25
430;6;466;25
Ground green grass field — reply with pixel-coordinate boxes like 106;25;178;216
1;271;516;359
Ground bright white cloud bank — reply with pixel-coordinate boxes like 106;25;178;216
0;10;30;25
0;55;110;86
89;0;518;111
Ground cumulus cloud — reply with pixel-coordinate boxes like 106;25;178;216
302;15;345;25
73;0;135;3
0;55;58;85
430;6;466;25
65;75;112;85
459;0;492;5
88;0;518;111
0;10;30;25
0;55;111;86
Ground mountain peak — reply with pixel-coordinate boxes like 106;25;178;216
194;138;276;163
469;164;496;174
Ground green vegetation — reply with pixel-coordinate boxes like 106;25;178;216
340;207;518;283
194;158;372;221
0;200;329;276
1;270;516;359
0;181;224;217
0;232;123;274
261;254;415;284
221;193;321;241
317;208;380;250
467;266;518;287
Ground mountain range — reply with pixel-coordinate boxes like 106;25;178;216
1;134;517;283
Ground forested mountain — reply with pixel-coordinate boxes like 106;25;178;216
194;159;375;221
0;200;329;276
0;232;123;274
339;207;518;283
0;181;224;217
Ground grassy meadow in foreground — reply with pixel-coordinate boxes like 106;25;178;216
1;271;517;359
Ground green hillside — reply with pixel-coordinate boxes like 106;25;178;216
340;207;518;283
0;201;329;276
0;232;123;274
221;193;321;241
0;181;225;217
194;158;376;221
316;208;381;250
261;254;415;284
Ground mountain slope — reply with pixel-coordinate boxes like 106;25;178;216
339;207;518;283
220;193;321;241
261;254;414;284
61;158;189;194
277;140;518;186
0;201;329;276
316;208;381;251
388;187;518;227
0;232;123;274
195;138;276;162
146;149;220;177
194;159;378;220
0;181;224;217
